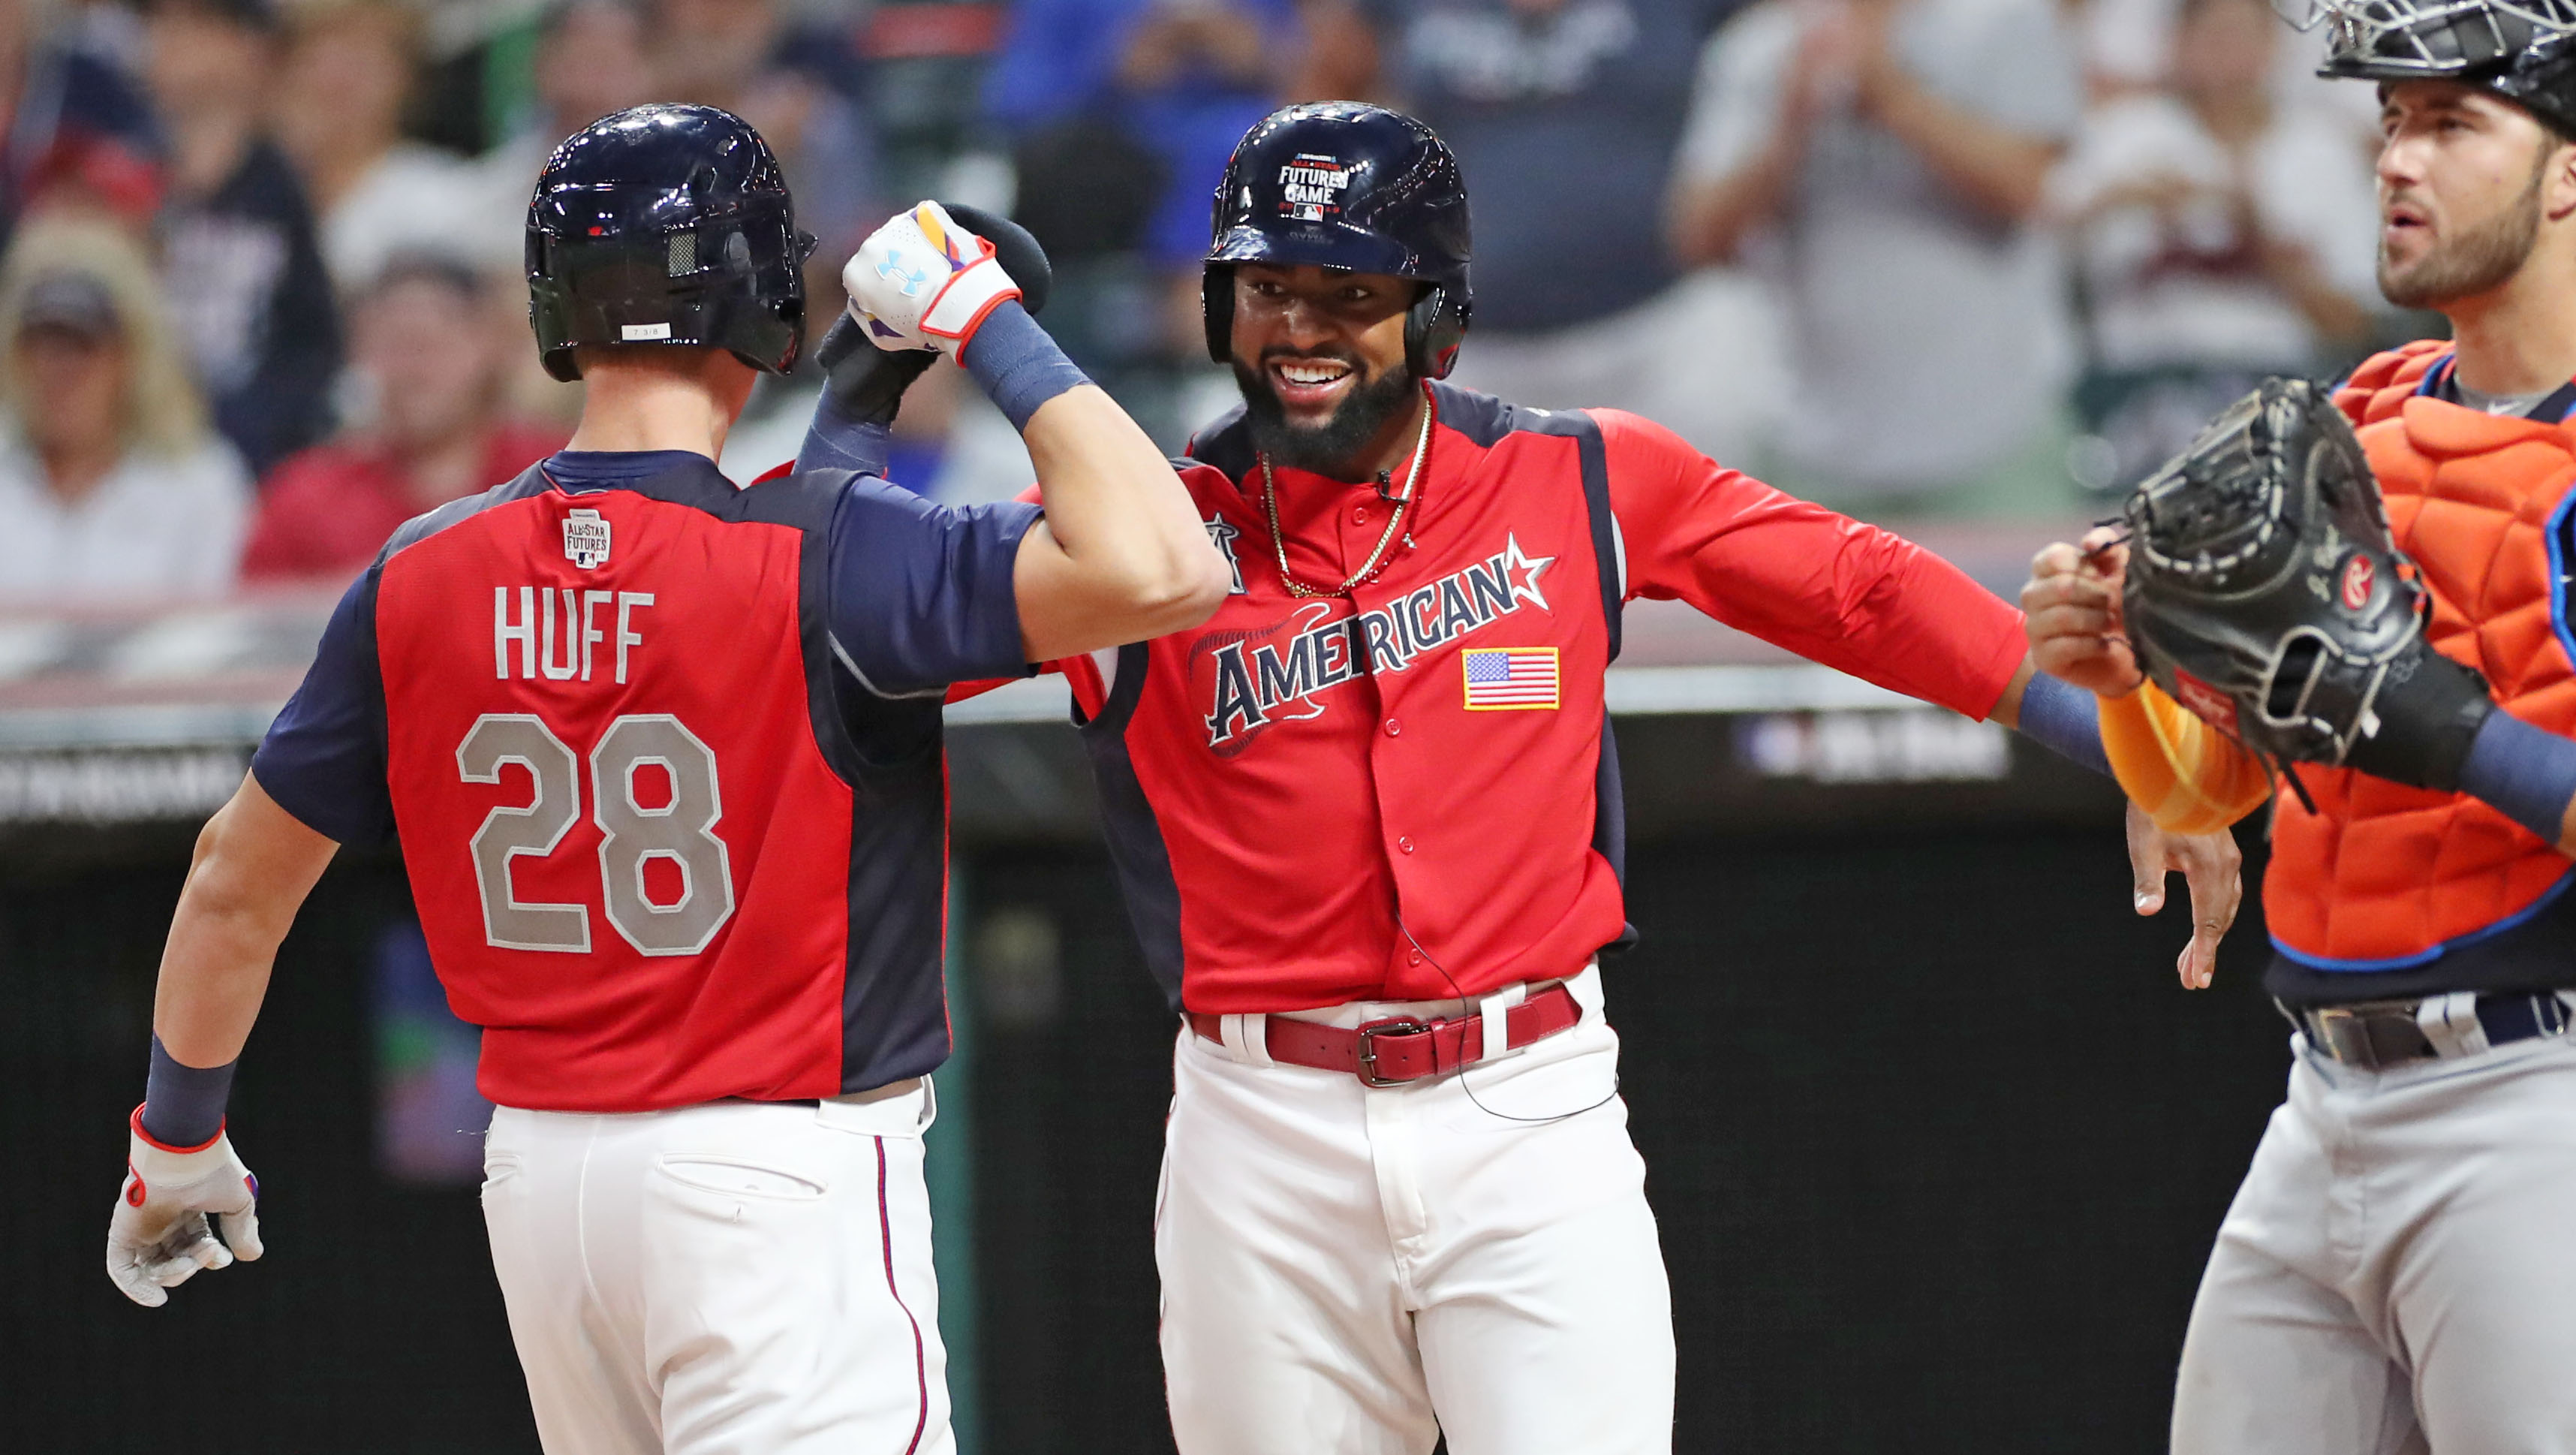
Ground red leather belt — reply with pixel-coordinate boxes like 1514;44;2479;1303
1187;982;1583;1087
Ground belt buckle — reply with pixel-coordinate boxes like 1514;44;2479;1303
1355;1019;1429;1088
2307;1005;2378;1069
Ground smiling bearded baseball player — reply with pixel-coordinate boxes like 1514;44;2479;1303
99;104;1227;1453
805;100;2242;1454
2023;3;2576;1447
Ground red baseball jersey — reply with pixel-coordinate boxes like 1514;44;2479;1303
1070;383;2027;1014
251;452;1037;1111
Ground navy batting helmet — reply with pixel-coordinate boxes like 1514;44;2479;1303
1202;102;1473;379
2299;0;2576;136
526;104;817;383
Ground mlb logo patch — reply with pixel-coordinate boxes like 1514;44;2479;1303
563;508;612;570
1462;647;1559;710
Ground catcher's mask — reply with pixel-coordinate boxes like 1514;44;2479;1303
2120;378;2434;788
2279;0;2576;135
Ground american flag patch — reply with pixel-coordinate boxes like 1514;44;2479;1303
1461;647;1560;710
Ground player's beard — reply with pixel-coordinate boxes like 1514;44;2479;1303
1234;349;1419;480
2379;152;2547;309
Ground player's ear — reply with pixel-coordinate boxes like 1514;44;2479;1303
2541;131;2576;223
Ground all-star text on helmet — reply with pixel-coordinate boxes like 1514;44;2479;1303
2289;0;2576;136
526;103;818;384
1202;102;1473;380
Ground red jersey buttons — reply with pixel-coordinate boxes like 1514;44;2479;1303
1398;836;1415;854
1407;949;1423;966
1384;718;1401;737
1351;505;1370;526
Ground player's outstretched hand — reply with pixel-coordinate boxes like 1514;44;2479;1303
843;200;1024;359
2024;528;2147;698
2125;802;2241;990
106;1109;262;1307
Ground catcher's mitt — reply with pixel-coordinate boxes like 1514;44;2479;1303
2119;377;2493;794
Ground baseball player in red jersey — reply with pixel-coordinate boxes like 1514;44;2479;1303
98;105;1227;1455
812;101;2240;1453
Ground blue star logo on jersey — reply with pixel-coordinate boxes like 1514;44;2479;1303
877;252;928;297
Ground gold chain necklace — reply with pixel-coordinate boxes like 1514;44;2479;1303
1260;384;1434;600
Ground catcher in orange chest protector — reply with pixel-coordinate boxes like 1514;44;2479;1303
2024;4;2576;1447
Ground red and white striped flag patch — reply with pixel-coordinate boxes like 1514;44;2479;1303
1461;646;1560;710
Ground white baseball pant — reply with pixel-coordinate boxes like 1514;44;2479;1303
2171;1012;2576;1455
480;1082;952;1455
1157;965;1676;1455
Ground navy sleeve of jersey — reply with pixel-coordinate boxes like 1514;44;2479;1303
248;566;395;846
826;475;1040;697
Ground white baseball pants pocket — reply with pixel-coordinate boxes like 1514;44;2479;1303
480;1084;951;1455
1157;970;1675;1455
2171;1029;2576;1455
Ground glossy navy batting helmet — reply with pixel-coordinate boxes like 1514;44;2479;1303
525;104;817;383
1202;102;1473;379
2293;0;2576;136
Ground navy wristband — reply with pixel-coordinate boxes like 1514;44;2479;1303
140;1035;236;1149
958;300;1090;431
794;392;893;479
2015;671;2112;778
2457;710;2576;846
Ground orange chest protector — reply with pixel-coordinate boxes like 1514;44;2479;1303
2268;342;2576;967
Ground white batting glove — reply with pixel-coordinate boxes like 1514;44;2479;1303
841;200;1022;358
107;1107;263;1308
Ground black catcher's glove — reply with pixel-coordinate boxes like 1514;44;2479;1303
814;201;1055;426
2120;377;2493;794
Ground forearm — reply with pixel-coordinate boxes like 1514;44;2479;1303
144;780;336;1134
1668;143;1799;266
1019;382;1217;606
961;303;1225;651
2007;664;2114;776
795;390;892;478
1292;0;1380;101
2261;241;2372;344
1871;77;2056;221
2455;710;2576;855
2099;682;2273;834
154;791;330;1061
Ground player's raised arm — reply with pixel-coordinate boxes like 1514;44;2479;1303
836;202;1230;662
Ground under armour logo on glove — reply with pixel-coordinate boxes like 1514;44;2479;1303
875;254;928;298
841;200;1022;359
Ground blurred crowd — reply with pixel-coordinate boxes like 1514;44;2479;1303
0;0;2410;609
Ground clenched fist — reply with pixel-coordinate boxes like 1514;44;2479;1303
107;1108;263;1307
841;200;1024;358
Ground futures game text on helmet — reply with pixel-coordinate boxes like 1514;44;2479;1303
1202;101;1473;379
2301;0;2576;136
526;104;819;383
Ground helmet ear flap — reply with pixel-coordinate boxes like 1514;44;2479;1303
1203;264;1235;366
1405;284;1467;380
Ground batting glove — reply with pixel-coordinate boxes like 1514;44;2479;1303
107;1106;262;1307
842;200;1022;358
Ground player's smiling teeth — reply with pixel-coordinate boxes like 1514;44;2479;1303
1278;360;1351;385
